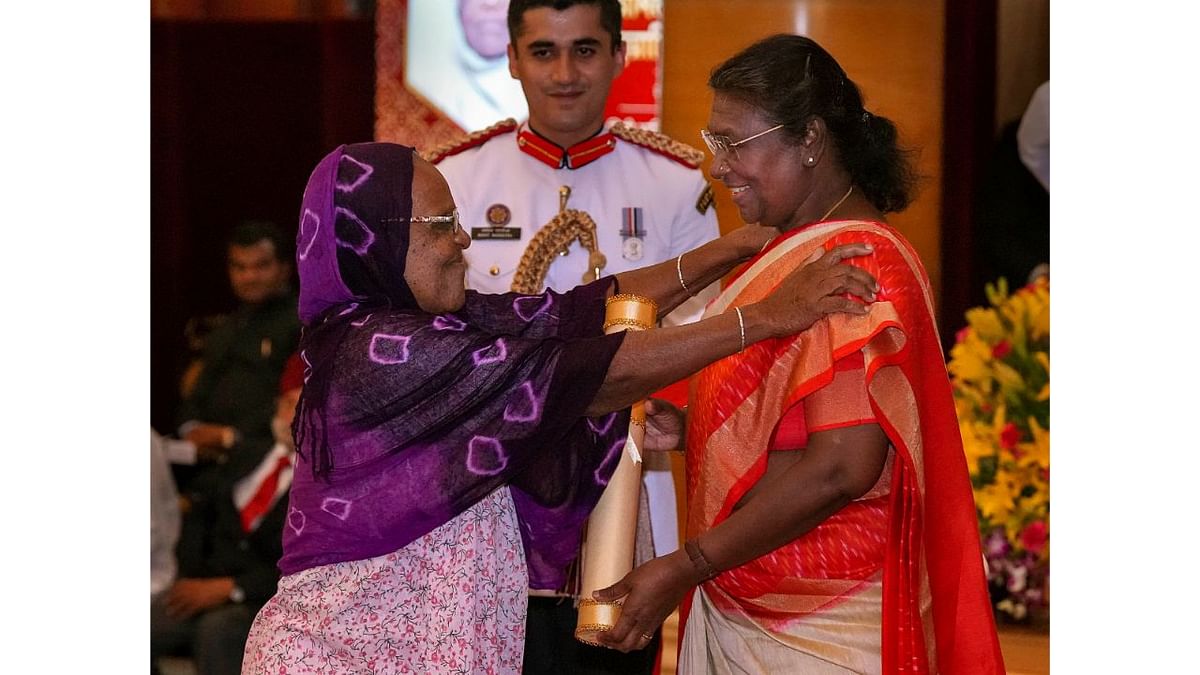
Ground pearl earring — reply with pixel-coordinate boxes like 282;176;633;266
806;157;815;165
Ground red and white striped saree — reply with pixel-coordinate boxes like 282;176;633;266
679;220;1004;674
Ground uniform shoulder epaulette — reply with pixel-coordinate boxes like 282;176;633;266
422;118;518;164
610;122;705;169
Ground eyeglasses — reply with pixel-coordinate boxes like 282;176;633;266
700;124;785;162
410;209;462;236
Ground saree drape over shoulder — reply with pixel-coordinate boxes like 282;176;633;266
680;220;1004;674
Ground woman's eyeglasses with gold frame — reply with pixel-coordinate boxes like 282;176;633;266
410;209;462;235
700;124;784;162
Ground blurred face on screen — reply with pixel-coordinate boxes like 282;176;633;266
508;4;625;149
459;0;510;60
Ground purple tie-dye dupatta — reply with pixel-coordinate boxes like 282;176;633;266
283;143;630;588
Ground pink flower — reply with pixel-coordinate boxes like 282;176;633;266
956;326;970;344
1021;520;1049;555
1000;422;1021;449
984;528;1011;557
992;339;1012;359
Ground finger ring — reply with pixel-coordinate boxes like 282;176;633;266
641;632;654;640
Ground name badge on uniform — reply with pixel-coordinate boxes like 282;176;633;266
471;203;521;240
620;207;645;262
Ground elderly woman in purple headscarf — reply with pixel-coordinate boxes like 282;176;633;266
240;142;876;673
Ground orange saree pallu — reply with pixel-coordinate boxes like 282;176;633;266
679;221;1004;674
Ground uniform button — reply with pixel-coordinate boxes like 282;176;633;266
239;540;250;551
489;265;500;276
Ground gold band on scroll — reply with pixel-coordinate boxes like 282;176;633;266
630;403;646;427
575;599;624;647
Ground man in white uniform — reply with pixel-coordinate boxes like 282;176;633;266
431;1;719;672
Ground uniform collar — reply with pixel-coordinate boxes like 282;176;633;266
516;124;616;170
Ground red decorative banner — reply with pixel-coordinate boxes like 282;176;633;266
605;0;663;129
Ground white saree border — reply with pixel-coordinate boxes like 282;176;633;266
680;581;884;675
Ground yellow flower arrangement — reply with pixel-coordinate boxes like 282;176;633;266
948;277;1049;620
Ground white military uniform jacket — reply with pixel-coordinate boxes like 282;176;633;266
434;120;720;558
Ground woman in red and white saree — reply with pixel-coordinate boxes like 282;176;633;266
594;35;1004;673
677;217;1002;673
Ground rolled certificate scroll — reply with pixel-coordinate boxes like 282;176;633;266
576;293;657;646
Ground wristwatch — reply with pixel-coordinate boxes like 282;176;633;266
229;584;246;604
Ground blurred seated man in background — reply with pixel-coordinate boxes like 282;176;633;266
175;220;300;484
152;355;303;675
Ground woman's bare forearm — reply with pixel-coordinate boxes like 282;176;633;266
588;240;880;416
611;227;769;317
586;304;774;415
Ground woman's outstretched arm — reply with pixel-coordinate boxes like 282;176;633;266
609;224;773;319
586;242;878;416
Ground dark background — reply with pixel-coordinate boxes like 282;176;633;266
151;19;375;432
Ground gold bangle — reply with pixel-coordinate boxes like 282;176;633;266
676;254;694;297
604;293;658;331
684;537;719;581
605;292;658;308
734;307;746;352
603;316;653;330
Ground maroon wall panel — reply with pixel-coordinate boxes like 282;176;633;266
940;0;996;347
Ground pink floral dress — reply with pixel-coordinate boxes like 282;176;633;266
242;487;527;674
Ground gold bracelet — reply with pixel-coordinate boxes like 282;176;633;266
734;306;746;352
684;537;719;581
676;254;693;297
605;292;658;308
604;293;658;331
603;316;653;331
